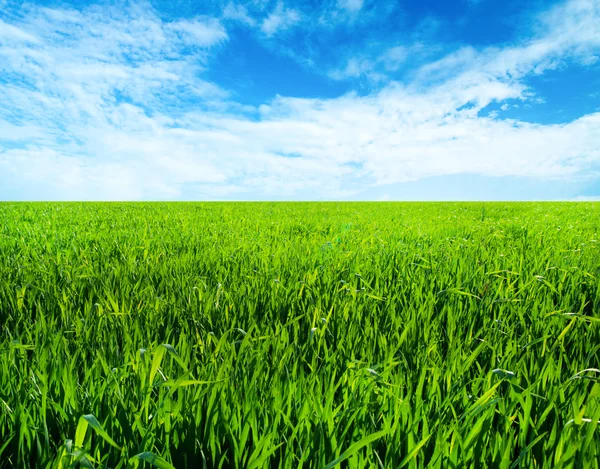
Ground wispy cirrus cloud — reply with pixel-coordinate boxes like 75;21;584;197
0;1;233;199
329;44;421;81
260;2;301;37
223;2;257;26
417;0;600;85
169;17;228;47
0;18;39;42
336;0;364;13
0;0;599;200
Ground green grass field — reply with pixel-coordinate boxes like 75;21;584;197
1;202;599;468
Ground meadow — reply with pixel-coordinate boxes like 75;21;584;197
0;202;599;468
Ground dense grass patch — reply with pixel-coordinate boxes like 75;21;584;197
0;202;599;468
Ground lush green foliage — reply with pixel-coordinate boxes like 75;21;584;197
1;202;599;468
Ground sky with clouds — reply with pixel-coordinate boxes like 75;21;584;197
0;0;599;200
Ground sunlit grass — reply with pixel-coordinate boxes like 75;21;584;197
0;202;598;468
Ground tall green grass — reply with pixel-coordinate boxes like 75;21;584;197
0;202;599;468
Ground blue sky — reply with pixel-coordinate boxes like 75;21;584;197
0;0;599;200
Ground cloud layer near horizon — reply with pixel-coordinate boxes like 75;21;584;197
0;0;599;200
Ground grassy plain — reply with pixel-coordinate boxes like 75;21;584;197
0;202;599;468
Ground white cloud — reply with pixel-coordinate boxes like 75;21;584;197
329;45;413;81
261;2;301;37
168;17;228;47
380;46;408;71
0;147;143;200
223;3;257;26
417;0;600;85
0;18;39;42
336;0;364;13
0;0;599;200
329;57;375;80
